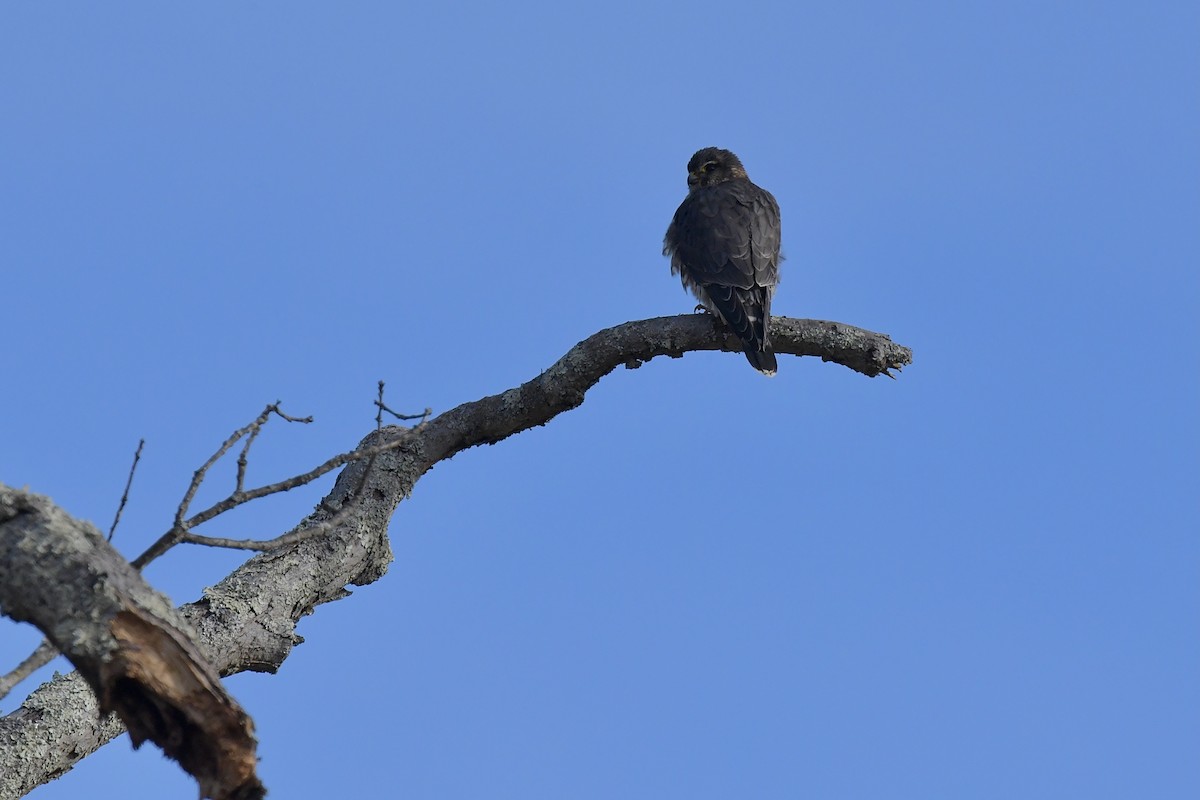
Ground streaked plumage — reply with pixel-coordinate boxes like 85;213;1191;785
663;147;782;375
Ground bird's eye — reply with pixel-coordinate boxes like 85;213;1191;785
700;162;717;173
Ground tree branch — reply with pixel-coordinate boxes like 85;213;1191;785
0;315;910;798
107;438;144;541
416;315;910;465
0;640;56;702
0;489;263;800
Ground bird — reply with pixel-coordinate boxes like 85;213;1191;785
663;147;782;375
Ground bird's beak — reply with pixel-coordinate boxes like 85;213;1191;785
686;173;699;189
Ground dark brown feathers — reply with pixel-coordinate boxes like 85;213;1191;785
663;148;782;375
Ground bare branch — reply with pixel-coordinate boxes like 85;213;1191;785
375;380;384;429
4;436;147;705
0;639;57;702
178;518;350;553
131;404;313;569
129;430;418;568
234;428;258;494
185;433;404;527
1;314;911;794
0;487;264;800
234;403;314;494
416;315;912;466
134;316;908;566
178;405;269;528
376;381;432;424
107;439;144;542
180;403;313;528
178;531;302;552
137;385;433;561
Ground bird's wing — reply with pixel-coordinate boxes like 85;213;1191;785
664;180;781;290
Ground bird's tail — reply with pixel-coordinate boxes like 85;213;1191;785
743;347;778;377
704;284;778;376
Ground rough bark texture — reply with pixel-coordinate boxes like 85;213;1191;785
0;315;912;798
0;489;264;800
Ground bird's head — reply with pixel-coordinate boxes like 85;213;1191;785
686;147;748;191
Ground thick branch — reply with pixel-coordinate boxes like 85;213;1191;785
417;315;911;464
0;488;263;800
0;314;910;797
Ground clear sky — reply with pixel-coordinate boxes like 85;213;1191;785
3;2;1197;798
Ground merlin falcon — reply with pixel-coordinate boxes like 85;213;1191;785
663;147;782;375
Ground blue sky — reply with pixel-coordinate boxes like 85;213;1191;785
2;2;1197;797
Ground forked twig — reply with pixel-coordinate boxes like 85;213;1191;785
376;380;431;425
131;403;313;569
174;433;411;553
130;390;431;568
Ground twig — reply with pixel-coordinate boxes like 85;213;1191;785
375;380;385;429
131;404;313;569
107;439;145;541
317;382;410;523
0;638;58;702
131;427;414;569
375;381;431;425
177;405;261;529
185;435;400;528
149;384;430;559
177;491;370;553
234;426;260;494
179;530;316;553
